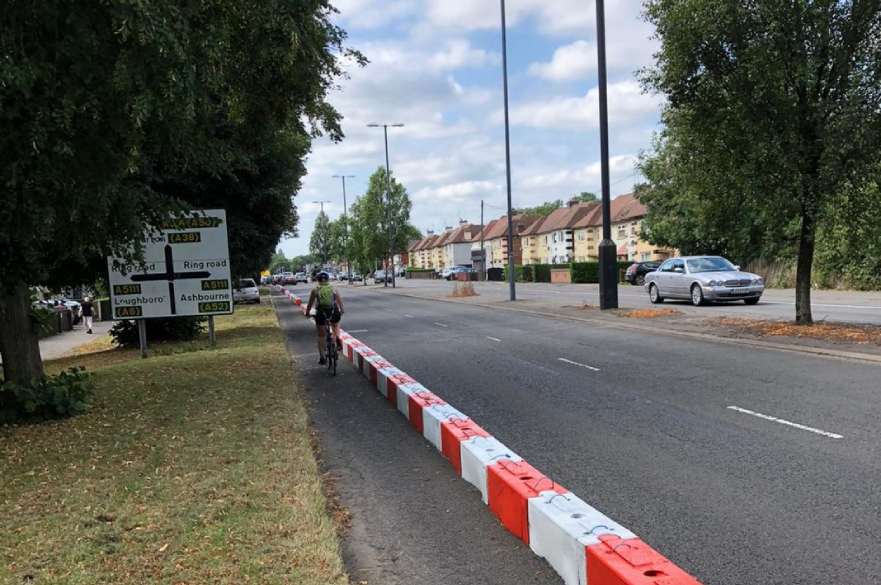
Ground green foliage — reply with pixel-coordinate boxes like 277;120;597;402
640;0;881;320
502;265;534;282
30;306;59;338
110;317;205;348
347;167;414;267
531;264;570;283
570;261;633;284
0;367;93;423
514;200;564;217
310;211;332;263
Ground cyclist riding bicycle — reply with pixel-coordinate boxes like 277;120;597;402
305;271;344;365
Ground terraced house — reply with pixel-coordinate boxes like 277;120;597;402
471;214;538;269
572;193;674;262
522;200;600;265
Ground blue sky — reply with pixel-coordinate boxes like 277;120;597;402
281;0;663;257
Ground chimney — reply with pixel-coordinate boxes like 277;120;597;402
445;226;453;230
459;219;468;225
427;229;434;235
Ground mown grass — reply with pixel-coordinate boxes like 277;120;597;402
0;302;347;585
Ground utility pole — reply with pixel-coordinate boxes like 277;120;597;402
500;0;516;301
480;199;486;280
367;123;404;288
332;174;355;283
595;0;618;309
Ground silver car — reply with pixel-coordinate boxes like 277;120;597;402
644;256;764;306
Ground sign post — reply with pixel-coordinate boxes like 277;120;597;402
107;209;233;352
208;315;216;347
137;320;148;358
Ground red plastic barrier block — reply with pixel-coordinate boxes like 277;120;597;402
407;390;445;434
387;373;416;404
487;460;566;544
440;417;490;475
587;535;703;585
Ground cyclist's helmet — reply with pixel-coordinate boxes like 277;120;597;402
316;271;330;282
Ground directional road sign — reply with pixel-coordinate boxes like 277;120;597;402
107;209;233;320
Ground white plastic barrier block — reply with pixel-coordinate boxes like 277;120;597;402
396;382;426;418
460;436;521;503
527;491;637;585
422;403;466;451
377;366;404;394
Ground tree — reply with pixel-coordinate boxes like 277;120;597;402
310;211;332;265
349;167;413;269
640;0;881;322
269;250;293;274
514;199;564;217
1;1;361;385
572;192;598;203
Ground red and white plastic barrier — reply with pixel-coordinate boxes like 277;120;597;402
320;322;702;585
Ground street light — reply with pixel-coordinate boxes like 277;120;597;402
595;0;618;309
313;200;331;266
332;174;355;284
500;0;516;302
367;122;405;288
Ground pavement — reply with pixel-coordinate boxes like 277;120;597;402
276;284;881;585
0;320;112;365
386;278;881;325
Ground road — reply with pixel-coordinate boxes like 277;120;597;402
278;284;881;585
388;278;881;325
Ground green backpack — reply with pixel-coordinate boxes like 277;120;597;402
316;284;335;309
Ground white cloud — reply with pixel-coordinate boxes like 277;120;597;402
414;180;501;203
509;80;663;130
424;0;593;35
519;154;638;193
528;40;596;81
332;0;417;29
430;39;496;70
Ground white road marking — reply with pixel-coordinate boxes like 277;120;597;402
433;322;449;328
726;405;843;439
404;314;414;318
347;329;369;333
487;336;502;342
557;357;600;372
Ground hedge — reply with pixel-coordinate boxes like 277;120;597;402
570;261;635;283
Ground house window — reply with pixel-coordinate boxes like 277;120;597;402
641;252;651;261
577;232;585;241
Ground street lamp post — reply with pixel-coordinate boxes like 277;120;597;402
595;0;618;309
367;122;404;288
500;0;516;302
332;174;355;284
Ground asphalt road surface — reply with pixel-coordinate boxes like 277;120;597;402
278;285;881;585
391;278;881;325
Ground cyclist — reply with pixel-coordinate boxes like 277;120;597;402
305;271;344;365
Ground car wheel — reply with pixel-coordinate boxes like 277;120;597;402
649;283;664;304
691;284;705;306
744;297;760;305
635;274;645;286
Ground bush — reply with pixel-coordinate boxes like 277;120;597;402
531;264;569;283
31;306;59;338
571;262;600;283
502;265;529;282
110;316;205;348
0;367;93;423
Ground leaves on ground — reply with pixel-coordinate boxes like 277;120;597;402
717;317;881;345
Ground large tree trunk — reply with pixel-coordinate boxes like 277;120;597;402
795;210;815;324
0;282;45;384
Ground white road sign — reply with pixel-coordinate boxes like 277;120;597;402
107;209;233;320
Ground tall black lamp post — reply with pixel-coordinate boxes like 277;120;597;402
500;0;516;302
595;0;618;309
332;174;355;283
367;123;404;288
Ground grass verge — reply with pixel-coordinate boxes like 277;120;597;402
1;303;347;585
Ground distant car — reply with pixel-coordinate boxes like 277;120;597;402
443;266;473;281
625;261;661;286
644;256;764;306
373;270;392;283
282;272;296;285
260;275;272;285
346;272;363;282
233;278;260;304
293;272;308;284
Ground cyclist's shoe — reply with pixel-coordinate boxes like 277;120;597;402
318;356;327;365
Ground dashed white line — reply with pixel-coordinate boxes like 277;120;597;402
404;314;414;318
726;405;843;439
347;329;369;333
487;336;502;342
433;322;449;328
557;357;601;372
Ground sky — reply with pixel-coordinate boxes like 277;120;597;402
280;0;663;257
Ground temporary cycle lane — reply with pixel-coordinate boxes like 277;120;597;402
274;288;560;585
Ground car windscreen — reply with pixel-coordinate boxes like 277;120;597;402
686;257;735;273
239;279;256;288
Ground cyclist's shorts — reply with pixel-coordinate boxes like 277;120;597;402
315;307;341;326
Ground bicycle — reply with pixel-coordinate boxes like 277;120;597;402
318;309;338;376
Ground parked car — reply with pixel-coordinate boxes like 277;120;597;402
260;275;272;285
625;261;661;286
644;256;764;306
373;269;392;283
293;272;309;284
346;272;363;282
282;272;297;285
233;278;260;304
444;266;474;281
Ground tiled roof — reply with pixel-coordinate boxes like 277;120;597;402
570;193;647;228
472;219;499;242
521;215;548;236
531;201;599;234
442;223;478;245
482;214;539;240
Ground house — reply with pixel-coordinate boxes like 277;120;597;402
474;214;539;268
521;200;600;264
572;193;674;262
439;221;478;268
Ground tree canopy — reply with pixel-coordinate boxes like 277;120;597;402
309;211;333;264
0;0;361;384
639;0;881;322
514;192;597;216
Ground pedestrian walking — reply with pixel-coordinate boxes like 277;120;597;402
81;296;94;334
